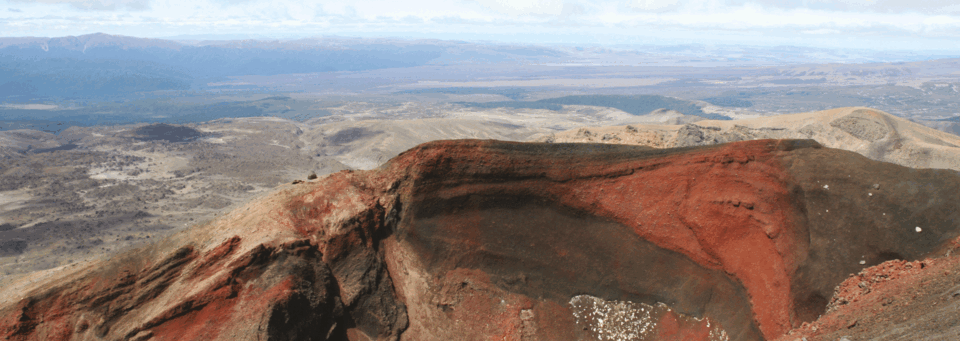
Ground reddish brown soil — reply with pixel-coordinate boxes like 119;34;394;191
377;139;802;339
3;139;960;341
776;254;960;341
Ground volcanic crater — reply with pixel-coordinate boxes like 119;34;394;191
3;138;960;341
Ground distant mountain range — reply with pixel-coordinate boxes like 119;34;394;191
0;33;569;100
2;33;959;102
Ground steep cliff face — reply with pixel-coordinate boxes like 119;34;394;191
2;139;959;341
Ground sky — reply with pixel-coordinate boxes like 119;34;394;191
2;0;960;51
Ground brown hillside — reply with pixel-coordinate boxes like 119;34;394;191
537;107;960;171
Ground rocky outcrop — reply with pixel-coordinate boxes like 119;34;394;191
2;139;960;341
775;249;960;341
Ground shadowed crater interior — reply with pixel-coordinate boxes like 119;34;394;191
406;193;762;340
134;124;205;143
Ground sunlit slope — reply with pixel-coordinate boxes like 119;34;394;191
539;107;960;170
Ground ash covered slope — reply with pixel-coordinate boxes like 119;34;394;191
540;107;960;171
2;139;960;341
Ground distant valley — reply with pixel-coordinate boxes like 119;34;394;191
3;33;960;132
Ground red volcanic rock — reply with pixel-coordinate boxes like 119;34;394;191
3;139;960;341
775;255;960;340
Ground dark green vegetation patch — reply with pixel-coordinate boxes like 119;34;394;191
457;95;731;120
134;123;205;143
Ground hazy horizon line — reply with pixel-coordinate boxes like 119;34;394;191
2;31;959;57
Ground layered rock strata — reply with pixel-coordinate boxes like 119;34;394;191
3;139;959;341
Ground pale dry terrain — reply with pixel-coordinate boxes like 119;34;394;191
537;107;960;171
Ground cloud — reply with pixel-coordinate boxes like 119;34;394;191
801;29;841;35
9;0;150;11
682;0;960;14
470;0;567;16
2;0;960;51
626;0;680;12
8;8;23;12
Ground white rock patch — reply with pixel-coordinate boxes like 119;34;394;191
569;295;729;341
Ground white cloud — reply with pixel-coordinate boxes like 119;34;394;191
1;0;959;50
801;29;840;35
471;0;566;16
741;0;960;14
626;0;680;11
9;0;149;11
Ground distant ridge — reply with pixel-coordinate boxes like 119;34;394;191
538;106;960;171
0;33;576;100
